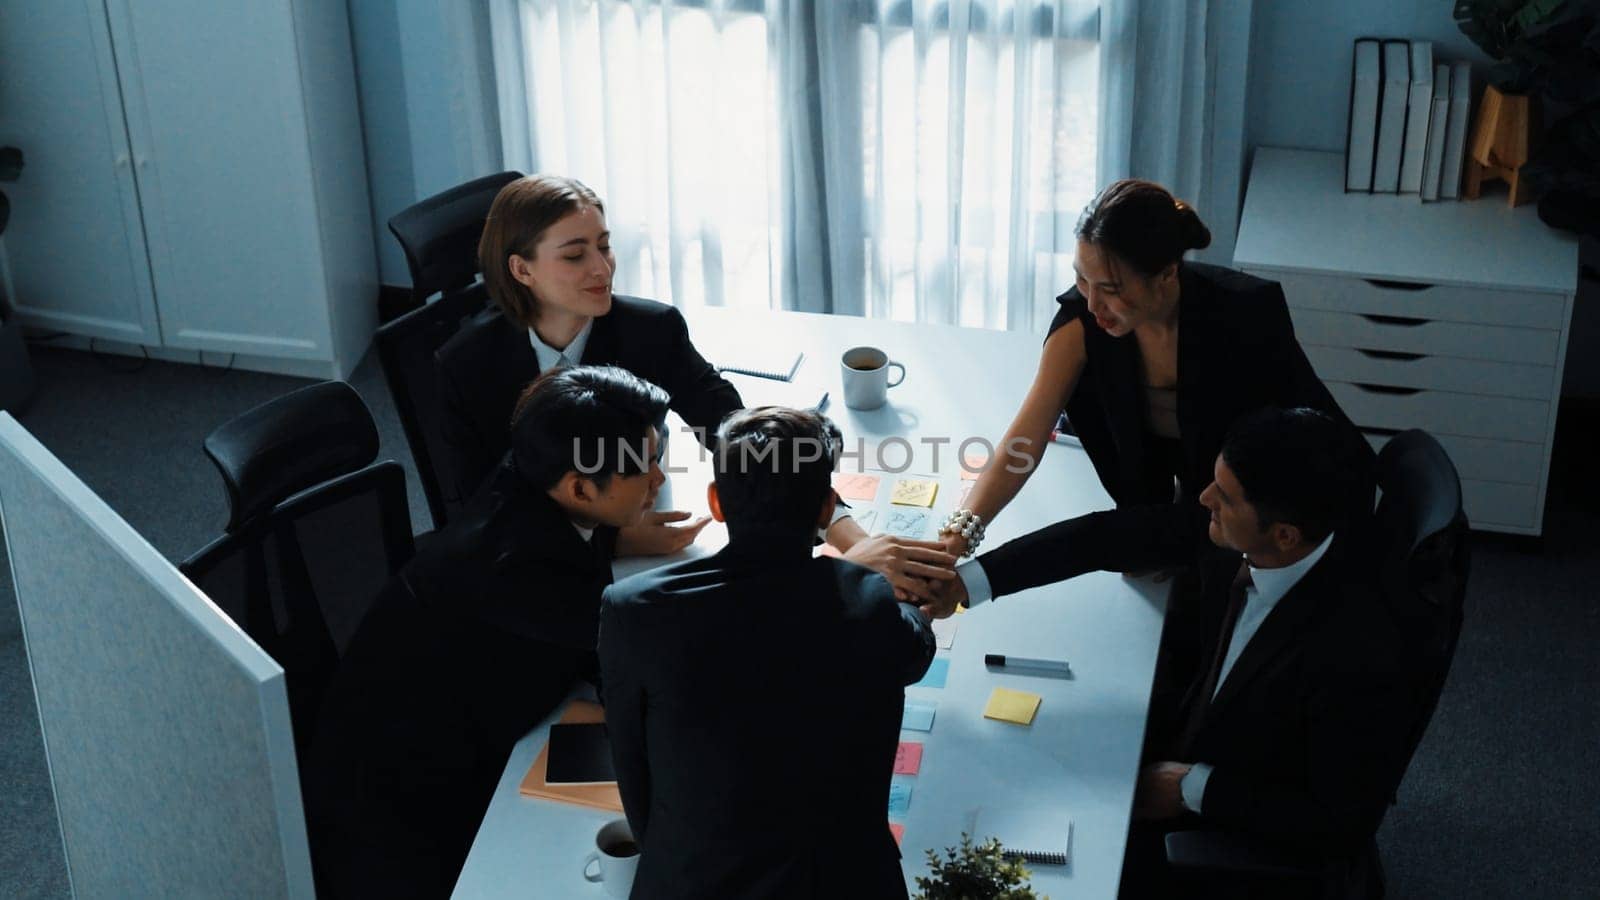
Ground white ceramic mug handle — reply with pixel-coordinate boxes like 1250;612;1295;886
886;361;906;388
583;853;603;883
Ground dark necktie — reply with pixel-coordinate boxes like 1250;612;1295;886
1176;560;1253;757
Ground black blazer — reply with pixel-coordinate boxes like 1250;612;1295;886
598;543;935;900
305;469;616;899
976;264;1372;597
1165;539;1410;862
436;294;743;503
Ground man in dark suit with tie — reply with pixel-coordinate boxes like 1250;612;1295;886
306;366;671;899
598;406;936;900
942;408;1408;898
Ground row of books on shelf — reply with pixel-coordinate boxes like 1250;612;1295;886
1346;37;1472;201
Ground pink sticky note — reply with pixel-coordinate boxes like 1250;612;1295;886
833;473;882;501
894;741;924;775
889;823;906;845
960;451;988;480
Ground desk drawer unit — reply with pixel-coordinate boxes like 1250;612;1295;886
1243;266;1573;536
1232;148;1581;536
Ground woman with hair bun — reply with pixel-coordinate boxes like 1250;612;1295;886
928;179;1366;609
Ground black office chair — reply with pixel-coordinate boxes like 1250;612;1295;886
1164;429;1469;899
180;381;417;760
386;170;523;318
377;171;522;528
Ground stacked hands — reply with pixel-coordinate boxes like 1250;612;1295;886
614;484;973;617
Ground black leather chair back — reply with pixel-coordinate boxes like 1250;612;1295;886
1373;429;1470;795
378;170;523;526
387;170;523;315
180;381;416;760
375;288;490;528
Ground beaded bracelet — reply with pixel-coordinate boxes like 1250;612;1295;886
938;509;986;557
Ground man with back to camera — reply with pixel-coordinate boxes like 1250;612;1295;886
937;407;1410;897
598;405;936;900
306;365;671;899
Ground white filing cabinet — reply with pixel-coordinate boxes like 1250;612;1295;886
0;0;375;379
1234;148;1580;536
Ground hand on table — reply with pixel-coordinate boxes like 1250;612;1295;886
840;534;958;604
617;511;712;557
1132;761;1192;821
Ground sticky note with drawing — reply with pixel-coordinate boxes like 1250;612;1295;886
890;479;938;507
833;473;881;501
881;509;928;539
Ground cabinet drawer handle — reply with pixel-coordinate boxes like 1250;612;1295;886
1356;348;1425;361
1361;426;1403;437
1363;278;1432;292
1360;313;1428;327
1353;383;1423;396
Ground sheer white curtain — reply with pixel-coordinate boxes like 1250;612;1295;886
487;1;1241;330
1097;0;1253;266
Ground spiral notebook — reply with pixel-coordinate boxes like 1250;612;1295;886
974;807;1073;865
716;350;804;382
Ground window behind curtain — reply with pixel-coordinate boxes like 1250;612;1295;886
509;0;1098;331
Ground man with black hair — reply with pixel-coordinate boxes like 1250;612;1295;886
599;406;936;900
942;407;1408;897
306;366;670;900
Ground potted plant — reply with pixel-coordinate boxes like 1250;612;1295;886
0;143;36;413
1454;0;1600;228
914;833;1044;900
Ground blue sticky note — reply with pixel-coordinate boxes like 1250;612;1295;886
913;657;950;689
888;780;913;817
902;700;937;732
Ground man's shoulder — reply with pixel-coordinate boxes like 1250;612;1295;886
1303;551;1405;671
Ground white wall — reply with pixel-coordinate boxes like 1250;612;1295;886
346;0;501;286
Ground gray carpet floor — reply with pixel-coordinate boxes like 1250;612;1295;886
1;345;1597;898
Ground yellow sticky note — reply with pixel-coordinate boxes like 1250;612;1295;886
890;479;938;508
983;688;1042;726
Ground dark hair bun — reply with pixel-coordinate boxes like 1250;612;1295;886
1076;179;1211;277
1173;200;1212;251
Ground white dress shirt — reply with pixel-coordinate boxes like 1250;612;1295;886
528;320;594;373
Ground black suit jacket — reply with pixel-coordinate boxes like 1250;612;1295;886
977;263;1372;597
436;294;743;503
1166;539;1409;860
598;542;935;900
306;469;616;899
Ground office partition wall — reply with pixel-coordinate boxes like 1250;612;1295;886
0;414;313;898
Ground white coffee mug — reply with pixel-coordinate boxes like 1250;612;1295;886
582;819;639;898
840;346;906;410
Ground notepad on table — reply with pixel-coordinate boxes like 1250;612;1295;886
716;349;804;382
974;807;1073;865
983;687;1041;725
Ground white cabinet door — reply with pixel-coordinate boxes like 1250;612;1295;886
0;0;161;343
105;0;331;360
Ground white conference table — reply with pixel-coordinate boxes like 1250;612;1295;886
452;307;1168;899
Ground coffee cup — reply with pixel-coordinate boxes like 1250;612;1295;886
582;819;639;898
840;346;906;410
